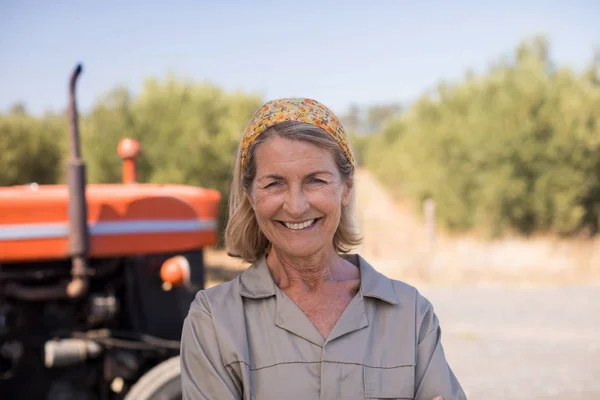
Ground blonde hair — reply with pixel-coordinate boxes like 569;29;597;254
224;122;362;263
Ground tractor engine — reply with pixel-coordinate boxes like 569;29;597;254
0;251;204;399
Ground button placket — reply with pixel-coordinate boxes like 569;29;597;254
319;345;341;400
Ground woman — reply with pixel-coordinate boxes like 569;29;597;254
181;98;467;400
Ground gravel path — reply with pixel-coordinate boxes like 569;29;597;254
418;284;600;400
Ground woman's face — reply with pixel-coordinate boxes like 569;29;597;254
248;136;352;259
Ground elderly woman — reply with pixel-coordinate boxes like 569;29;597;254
181;98;466;400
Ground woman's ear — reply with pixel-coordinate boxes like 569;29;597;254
246;191;255;210
342;178;353;206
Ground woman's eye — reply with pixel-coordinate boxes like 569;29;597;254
264;182;281;188
309;178;325;184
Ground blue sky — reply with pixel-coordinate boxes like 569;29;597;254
1;0;598;116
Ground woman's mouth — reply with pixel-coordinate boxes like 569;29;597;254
279;218;321;231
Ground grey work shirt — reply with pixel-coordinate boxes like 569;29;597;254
181;254;467;400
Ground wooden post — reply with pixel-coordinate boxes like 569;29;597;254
424;198;436;251
423;198;437;275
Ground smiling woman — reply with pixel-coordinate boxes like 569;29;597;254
180;98;467;400
227;120;360;263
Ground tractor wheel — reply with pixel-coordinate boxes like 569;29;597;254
124;356;181;400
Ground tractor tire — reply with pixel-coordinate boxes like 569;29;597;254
124;356;182;400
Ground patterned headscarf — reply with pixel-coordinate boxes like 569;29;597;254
240;98;355;172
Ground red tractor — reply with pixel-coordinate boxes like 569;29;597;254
0;64;221;399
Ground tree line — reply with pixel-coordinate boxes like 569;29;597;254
363;36;599;238
2;36;598;239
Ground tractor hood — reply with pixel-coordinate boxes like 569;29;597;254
0;183;221;263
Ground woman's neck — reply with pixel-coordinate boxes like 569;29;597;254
266;247;355;292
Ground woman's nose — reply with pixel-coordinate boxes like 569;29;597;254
283;188;309;217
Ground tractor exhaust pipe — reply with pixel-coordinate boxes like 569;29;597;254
4;64;90;302
65;63;90;298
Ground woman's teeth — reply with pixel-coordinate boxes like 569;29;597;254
284;219;316;230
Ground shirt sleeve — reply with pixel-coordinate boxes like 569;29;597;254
180;293;242;400
414;293;467;400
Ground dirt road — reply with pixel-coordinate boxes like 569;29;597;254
421;284;600;400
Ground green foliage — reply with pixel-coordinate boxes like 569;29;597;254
348;134;369;166
365;36;600;237
0;105;66;186
343;103;402;165
339;102;402;136
81;77;263;236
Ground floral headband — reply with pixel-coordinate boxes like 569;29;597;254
240;98;355;172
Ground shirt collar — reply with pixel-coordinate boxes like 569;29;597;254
238;254;276;299
344;253;399;305
239;253;398;305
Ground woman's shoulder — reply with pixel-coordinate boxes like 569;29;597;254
187;254;276;320
390;277;432;305
187;276;244;317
